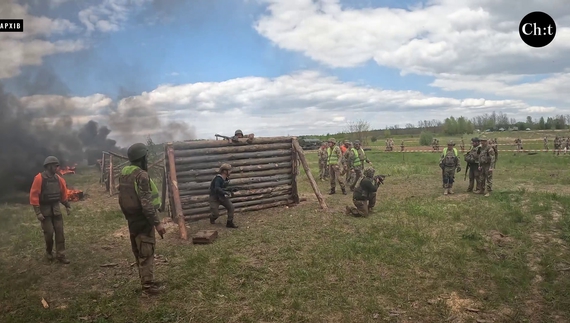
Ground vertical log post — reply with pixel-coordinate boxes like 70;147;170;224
290;139;300;204
167;144;188;240
109;155;114;195
292;139;327;210
100;151;105;183
160;146;168;212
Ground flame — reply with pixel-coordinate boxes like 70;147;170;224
58;164;77;175
67;188;83;202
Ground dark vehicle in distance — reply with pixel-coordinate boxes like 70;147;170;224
299;138;321;150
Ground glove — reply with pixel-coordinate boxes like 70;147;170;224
36;213;45;221
224;191;232;197
456;166;461;172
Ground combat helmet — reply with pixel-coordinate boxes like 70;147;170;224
447;140;455;146
127;143;148;162
235;129;243;136
354;140;360;145
363;167;375;178
328;138;336;144
218;163;232;173
43;156;60;167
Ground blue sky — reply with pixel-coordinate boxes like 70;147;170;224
3;0;569;141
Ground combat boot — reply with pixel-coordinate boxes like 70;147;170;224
45;252;54;261
484;192;490;197
226;221;238;229
56;255;70;264
329;188;335;195
342;188;347;195
448;185;454;194
345;206;352;215
142;284;165;297
210;217;217;224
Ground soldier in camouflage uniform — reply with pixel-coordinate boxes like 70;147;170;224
29;156;72;264
350;140;372;191
232;129;254;143
317;143;329;181
326;138;347;195
343;142;354;184
514;138;522;152
477;137;495;196
345;167;383;217
400;140;405;152
209;164;238;228
464;137;481;193
460;138;465;152
118;143;166;296
439;141;461;195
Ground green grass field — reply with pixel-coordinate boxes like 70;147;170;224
2;147;570;322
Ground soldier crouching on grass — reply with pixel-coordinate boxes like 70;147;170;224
209;163;238;228
29;156;72;264
118;143;166;296
345;167;383;217
440;141;461;195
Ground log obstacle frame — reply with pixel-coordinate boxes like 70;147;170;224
162;136;327;240
99;151;164;196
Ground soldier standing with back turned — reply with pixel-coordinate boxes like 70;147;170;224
118;143;166;296
317;143;329;181
327;138;347;195
478;137;495;197
29;156;72;264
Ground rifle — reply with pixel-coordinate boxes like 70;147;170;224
215;134;238;142
464;163;470;181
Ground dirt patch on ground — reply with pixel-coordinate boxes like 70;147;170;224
488;230;514;247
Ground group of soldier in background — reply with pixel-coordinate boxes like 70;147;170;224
460;136;496;197
432;138;440;151
546;136;570;155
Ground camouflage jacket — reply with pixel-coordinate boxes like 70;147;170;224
464;145;481;164
479;145;496;167
317;148;328;162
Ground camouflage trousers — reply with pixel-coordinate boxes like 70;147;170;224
346;194;376;217
39;204;65;257
328;164;346;190
209;195;234;222
318;161;329;180
129;226;156;288
478;164;493;192
468;164;481;191
442;166;456;187
349;166;363;190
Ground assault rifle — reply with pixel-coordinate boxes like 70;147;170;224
215;134;238;142
464;163;470;181
373;174;388;185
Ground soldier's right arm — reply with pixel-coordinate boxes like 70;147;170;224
361;178;379;192
136;171;160;226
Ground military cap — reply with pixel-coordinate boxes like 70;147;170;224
328;138;336;143
218;163;232;172
43;156;60;166
127;143;148;162
480;136;488;141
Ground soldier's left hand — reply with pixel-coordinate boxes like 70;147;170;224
456;166;461;172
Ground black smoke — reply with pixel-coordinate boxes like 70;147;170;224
0;84;124;195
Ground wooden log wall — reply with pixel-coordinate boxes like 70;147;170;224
164;137;299;224
99;151;164;196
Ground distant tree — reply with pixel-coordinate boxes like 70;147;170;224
345;120;371;144
419;132;433;146
539;117;545;129
371;136;378;142
384;129;391;138
405;123;414;129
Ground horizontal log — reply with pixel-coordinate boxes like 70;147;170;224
174;156;291;171
178;179;292;196
174;149;291;164
182;190;291;209
185;200;291;221
174;143;292;157
183;195;291;216
172;137;293;150
178;174;293;191
179;167;292;182
176;162;292;178
180;185;292;203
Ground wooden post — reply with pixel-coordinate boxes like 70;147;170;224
100;151;105;183
109;155;114;195
292;139;327;210
167;145;188;240
160;146;168;212
290;139;300;204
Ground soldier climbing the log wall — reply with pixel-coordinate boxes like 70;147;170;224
208;163;239;228
29;156;72;264
118;143;166;296
232;129;255;143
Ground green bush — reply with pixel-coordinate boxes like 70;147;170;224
371;136;377;142
419;132;433;146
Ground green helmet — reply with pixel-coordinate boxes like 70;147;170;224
328;138;336;144
219;163;232;172
363;167;375;178
127;143;148;162
235;129;243;136
43;156;60;166
447;140;455;146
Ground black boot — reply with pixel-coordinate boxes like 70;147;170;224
210;217;217;224
342;188;347;195
329;188;336;195
226;221;238;228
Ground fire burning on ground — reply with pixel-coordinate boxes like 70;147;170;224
58;165;84;201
